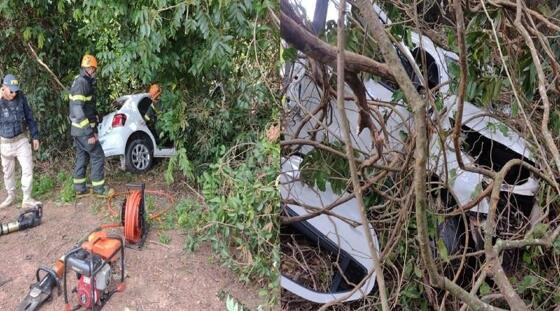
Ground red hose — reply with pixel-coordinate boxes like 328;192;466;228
101;188;175;244
123;190;142;243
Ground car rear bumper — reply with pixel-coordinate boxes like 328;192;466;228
99;126;130;157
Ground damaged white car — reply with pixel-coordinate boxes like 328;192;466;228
98;93;176;173
281;1;538;304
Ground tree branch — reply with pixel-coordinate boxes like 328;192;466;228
353;1;502;310
280;0;394;82
27;43;65;90
318;2;389;309
513;0;560;174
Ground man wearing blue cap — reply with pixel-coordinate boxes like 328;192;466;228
0;74;41;209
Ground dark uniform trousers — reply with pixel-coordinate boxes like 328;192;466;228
73;135;105;192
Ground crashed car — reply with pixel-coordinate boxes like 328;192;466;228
98;93;176;173
281;1;538;304
280;155;380;303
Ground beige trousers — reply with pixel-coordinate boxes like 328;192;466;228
0;136;33;200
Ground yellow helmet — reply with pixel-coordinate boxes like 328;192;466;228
149;83;162;100
81;54;98;68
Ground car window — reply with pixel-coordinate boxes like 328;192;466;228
112;97;127;107
377;49;417;92
412;48;440;90
138;97;152;116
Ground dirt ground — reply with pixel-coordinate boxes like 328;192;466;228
0;178;265;310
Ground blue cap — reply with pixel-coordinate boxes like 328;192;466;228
3;74;20;92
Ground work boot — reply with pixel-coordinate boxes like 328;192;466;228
94;186;115;199
75;188;92;198
0;192;15;209
22;197;42;208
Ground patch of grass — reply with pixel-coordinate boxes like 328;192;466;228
219;290;262;311
165;208;177;229
57;171;75;202
176;198;205;251
32;174;56;198
108;170;136;183
146;195;156;212
158;231;171;244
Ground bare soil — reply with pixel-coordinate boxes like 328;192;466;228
0;167;265;310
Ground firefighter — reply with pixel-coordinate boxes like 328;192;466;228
0;74;41;209
69;54;113;198
144;83;161;144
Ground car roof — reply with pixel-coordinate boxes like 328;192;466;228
118;92;149;103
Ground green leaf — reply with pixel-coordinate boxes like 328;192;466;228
392;89;405;103
530;223;549;239
57;0;65;13
37;32;45;49
497;123;509;137
437;238;449;263
434;95;443;111
449;168;457;187
404;28;413;49
512;103;519;117
402;284;421;299
447;60;459;80
281;47;297;62
403;261;413;278
522;250;532;265
479;282;491;295
446;27;457;49
470;183;483;199
466;80;477;100
399;130;409;141
551;111;560;135
23;27;32;41
553;237;560;255
486;121;497;133
517;275;538;294
414;265;423;278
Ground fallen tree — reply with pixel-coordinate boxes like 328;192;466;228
280;0;560;309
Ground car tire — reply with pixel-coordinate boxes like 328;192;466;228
125;138;153;173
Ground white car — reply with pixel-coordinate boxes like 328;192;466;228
281;2;539;304
97;93;176;173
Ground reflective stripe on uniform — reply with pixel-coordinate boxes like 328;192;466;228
72;119;90;128
73;178;86;184
144;115;151;121
92;179;105;186
69;94;92;102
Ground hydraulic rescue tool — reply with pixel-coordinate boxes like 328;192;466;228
0;204;42;236
18;184;148;310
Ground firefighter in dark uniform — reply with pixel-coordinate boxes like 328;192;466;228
69;54;113;197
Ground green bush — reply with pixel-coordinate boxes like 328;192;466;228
57;171;75;203
32;174;56;198
178;136;279;304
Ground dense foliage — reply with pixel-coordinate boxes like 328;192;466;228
0;0;280;302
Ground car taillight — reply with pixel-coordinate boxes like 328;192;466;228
111;113;127;128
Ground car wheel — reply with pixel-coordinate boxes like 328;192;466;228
125;138;153;173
